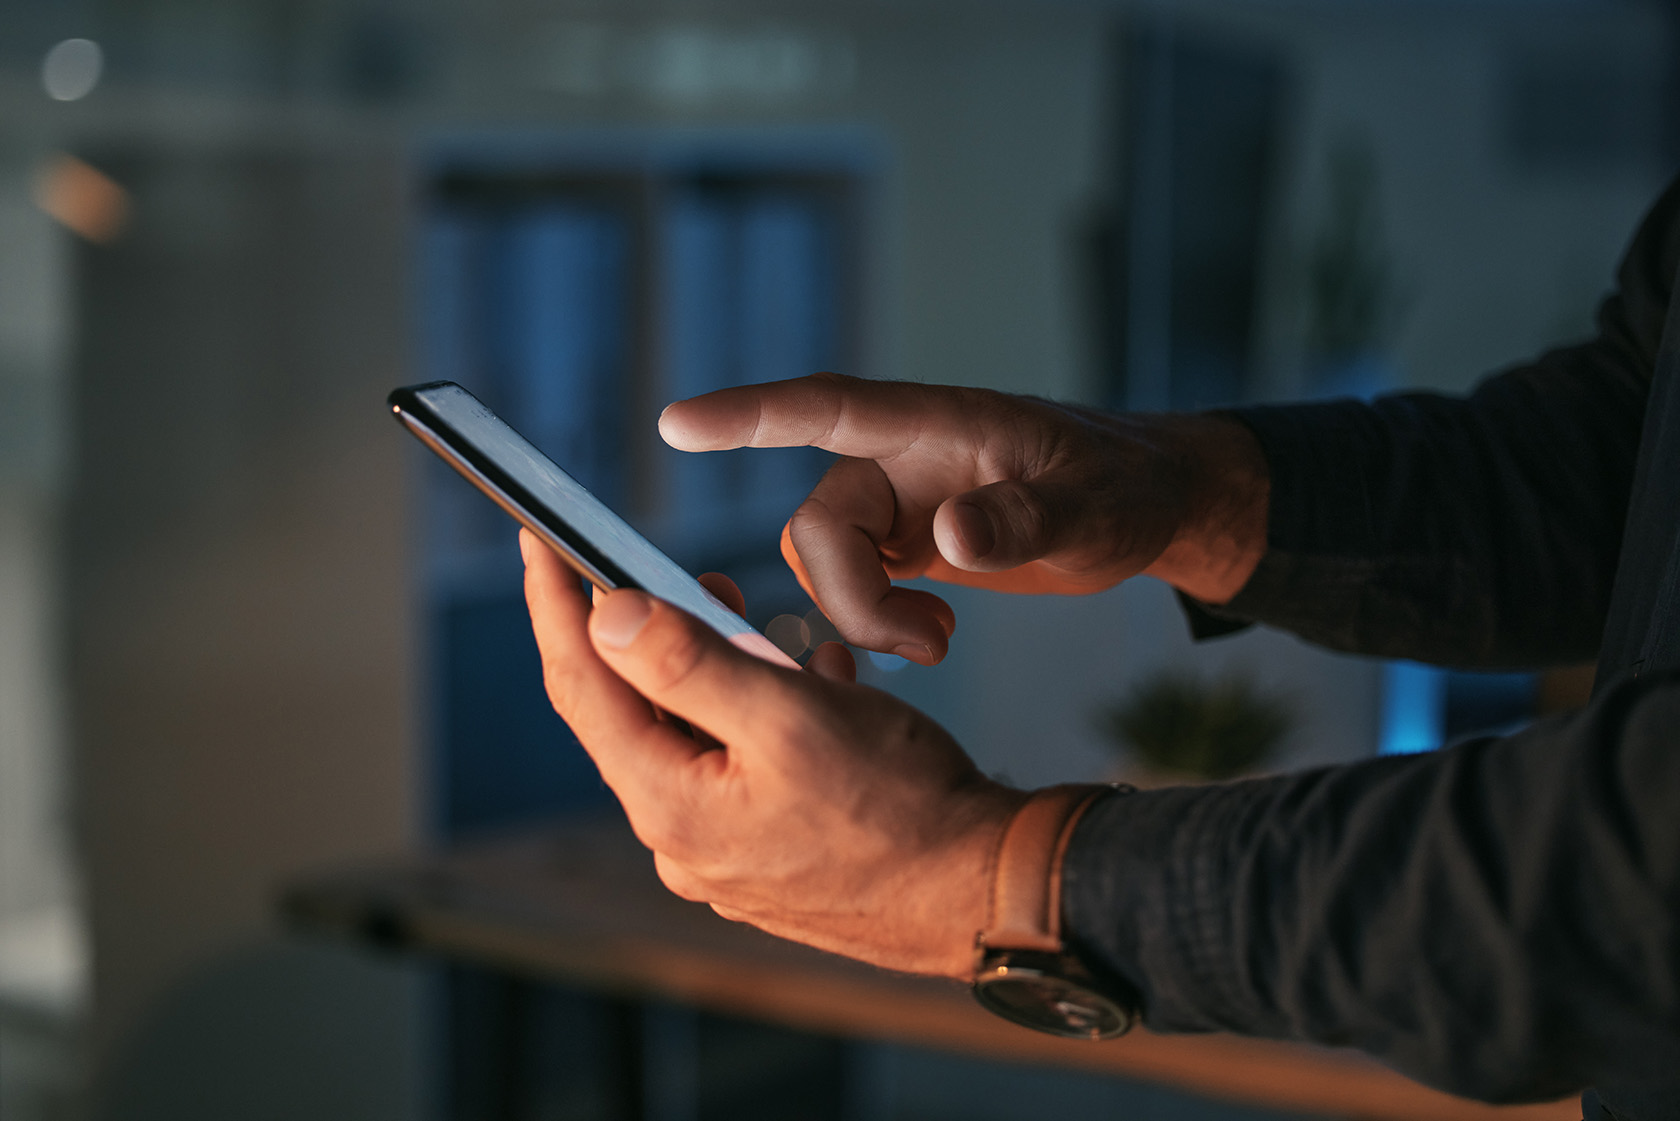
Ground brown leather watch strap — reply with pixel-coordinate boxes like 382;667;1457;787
977;784;1111;961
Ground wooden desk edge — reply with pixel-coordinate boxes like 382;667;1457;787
284;879;1578;1121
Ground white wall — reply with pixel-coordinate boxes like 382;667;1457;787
0;146;86;1049
60;139;425;1121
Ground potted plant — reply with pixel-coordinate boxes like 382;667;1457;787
1097;669;1295;783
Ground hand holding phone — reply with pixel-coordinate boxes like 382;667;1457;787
407;379;1019;982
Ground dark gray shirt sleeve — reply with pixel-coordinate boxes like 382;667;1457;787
1189;175;1680;668
1064;672;1680;1103
1061;180;1680;1105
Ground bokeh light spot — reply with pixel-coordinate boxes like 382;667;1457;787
33;153;129;243
764;613;811;659
42;39;103;102
802;608;843;649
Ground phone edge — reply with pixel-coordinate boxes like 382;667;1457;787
388;383;802;670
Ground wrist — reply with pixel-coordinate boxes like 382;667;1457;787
920;783;1030;980
1142;413;1270;604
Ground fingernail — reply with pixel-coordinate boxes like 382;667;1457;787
592;592;653;649
518;532;532;565
953;501;995;561
892;642;934;665
656;405;685;448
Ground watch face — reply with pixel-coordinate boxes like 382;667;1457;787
973;963;1132;1040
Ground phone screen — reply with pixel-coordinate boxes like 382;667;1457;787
389;380;796;667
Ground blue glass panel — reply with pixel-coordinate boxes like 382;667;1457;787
662;187;834;547
423;201;632;838
1380;662;1539;756
498;208;628;506
435;593;613;838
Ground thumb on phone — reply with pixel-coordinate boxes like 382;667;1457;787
588;589;803;750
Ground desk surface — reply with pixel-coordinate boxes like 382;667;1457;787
284;815;1578;1121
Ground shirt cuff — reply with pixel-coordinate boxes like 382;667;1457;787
1217;398;1389;558
1060;777;1292;1036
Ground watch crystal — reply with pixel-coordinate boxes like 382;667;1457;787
973;958;1132;1040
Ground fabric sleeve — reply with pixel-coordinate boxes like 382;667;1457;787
1061;670;1680;1103
1188;175;1680;668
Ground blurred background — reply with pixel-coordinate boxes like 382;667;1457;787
1;0;1676;1118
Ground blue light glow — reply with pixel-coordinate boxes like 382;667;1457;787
1379;661;1445;755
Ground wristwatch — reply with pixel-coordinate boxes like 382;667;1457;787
971;784;1140;1040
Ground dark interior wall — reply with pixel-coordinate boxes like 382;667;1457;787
65;139;424;1119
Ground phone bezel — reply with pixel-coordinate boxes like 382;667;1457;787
390;383;635;591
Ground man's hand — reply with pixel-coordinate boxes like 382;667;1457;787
521;529;1025;978
659;373;1269;664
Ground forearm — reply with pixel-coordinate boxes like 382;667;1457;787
1062;671;1680;1102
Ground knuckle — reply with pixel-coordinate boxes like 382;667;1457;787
653;854;709;903
755;704;808;752
794;371;850;442
807;369;852;390
642;619;709;694
540;660;584;717
709;903;752;926
628;765;712;862
788;495;834;543
629;809;683;858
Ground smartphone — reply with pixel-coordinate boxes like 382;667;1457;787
389;380;797;668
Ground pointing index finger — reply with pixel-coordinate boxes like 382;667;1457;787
659;373;964;461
